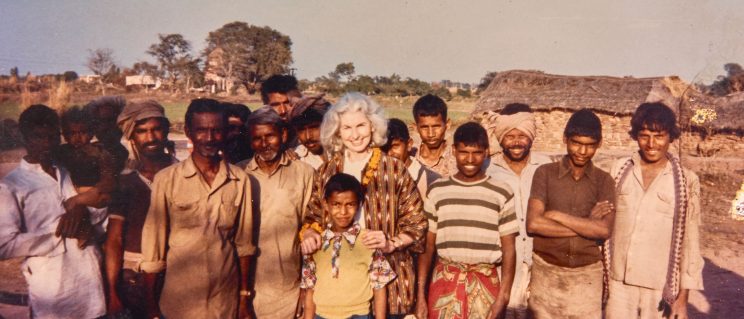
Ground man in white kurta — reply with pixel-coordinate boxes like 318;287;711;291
0;104;106;319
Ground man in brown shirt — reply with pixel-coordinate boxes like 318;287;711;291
240;107;314;318
526;109;615;318
140;99;255;318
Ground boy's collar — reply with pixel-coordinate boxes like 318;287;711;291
322;223;361;249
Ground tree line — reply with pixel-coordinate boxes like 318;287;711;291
85;21;293;93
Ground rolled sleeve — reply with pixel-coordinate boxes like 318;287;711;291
680;171;704;290
139;173;169;273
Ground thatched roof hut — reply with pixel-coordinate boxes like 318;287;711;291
473;70;744;133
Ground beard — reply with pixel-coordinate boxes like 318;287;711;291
501;143;532;162
257;149;280;162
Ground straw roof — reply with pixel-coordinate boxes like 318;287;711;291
474;70;744;131
473;70;681;116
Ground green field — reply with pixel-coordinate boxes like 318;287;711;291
1;96;476;125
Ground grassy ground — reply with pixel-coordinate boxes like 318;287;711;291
1;95;478;125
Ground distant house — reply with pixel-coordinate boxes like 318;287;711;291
125;75;161;89
473;70;744;157
204;47;236;92
79;74;101;84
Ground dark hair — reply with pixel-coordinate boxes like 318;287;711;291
323;173;364;204
564;109;602;142
453;122;489;149
60;106;92;134
222;102;252;123
500;103;532;115
261;75;299;104
381;118;410;152
185;98;225;130
19;104;59;138
412;94;447;122
247;107;286;132
629;102;681;141
290;107;325;129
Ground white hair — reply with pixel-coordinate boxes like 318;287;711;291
320;92;388;153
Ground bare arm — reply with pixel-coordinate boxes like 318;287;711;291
526;198;579;237
488;233;516;319
415;231;437;319
103;218;124;314
143;272;161;318
545;201;614;240
373;286;387;319
303;289;315;319
238;256;253;319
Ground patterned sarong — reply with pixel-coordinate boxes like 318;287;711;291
427;258;500;319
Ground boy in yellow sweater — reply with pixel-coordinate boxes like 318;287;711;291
301;173;396;319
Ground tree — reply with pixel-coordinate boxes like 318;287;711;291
147;34;198;92
204;21;293;90
9;67;19;78
132;61;160;77
330;62;355;82
87;48;117;94
477;71;498;93
62;71;78;82
705;63;744;96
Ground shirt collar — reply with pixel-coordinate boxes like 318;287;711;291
182;155;238;181
630;151;674;175
321;223;362;250
246;152;292;174
558;155;595;180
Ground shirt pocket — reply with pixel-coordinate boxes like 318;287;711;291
655;191;676;219
218;199;240;231
171;199;202;229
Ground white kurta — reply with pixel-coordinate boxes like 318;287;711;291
0;160;106;319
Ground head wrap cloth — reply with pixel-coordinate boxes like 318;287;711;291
116;100;166;140
115;100;168;171
481;110;537;156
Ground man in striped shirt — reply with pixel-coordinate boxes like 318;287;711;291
416;122;518;319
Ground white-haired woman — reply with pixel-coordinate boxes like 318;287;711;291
300;92;426;317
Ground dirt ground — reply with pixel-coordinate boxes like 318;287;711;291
0;146;742;318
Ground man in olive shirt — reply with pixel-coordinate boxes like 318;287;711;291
526;109;615;318
140;99;255;318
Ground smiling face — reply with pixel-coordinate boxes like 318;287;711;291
636;128;671;164
453;142;487;182
132;117;168;158
186;112;225;160
297;122;323;155
415;114;449;149
249;123;286;163
564;135;600;168
500;128;532;162
325;190;360;232
338;110;373;154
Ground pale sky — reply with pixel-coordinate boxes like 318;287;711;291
1;0;742;84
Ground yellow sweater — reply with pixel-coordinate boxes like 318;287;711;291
312;229;375;319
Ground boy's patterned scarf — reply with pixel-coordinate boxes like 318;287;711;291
602;153;688;307
322;224;361;278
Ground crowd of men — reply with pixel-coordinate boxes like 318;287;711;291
0;74;702;319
